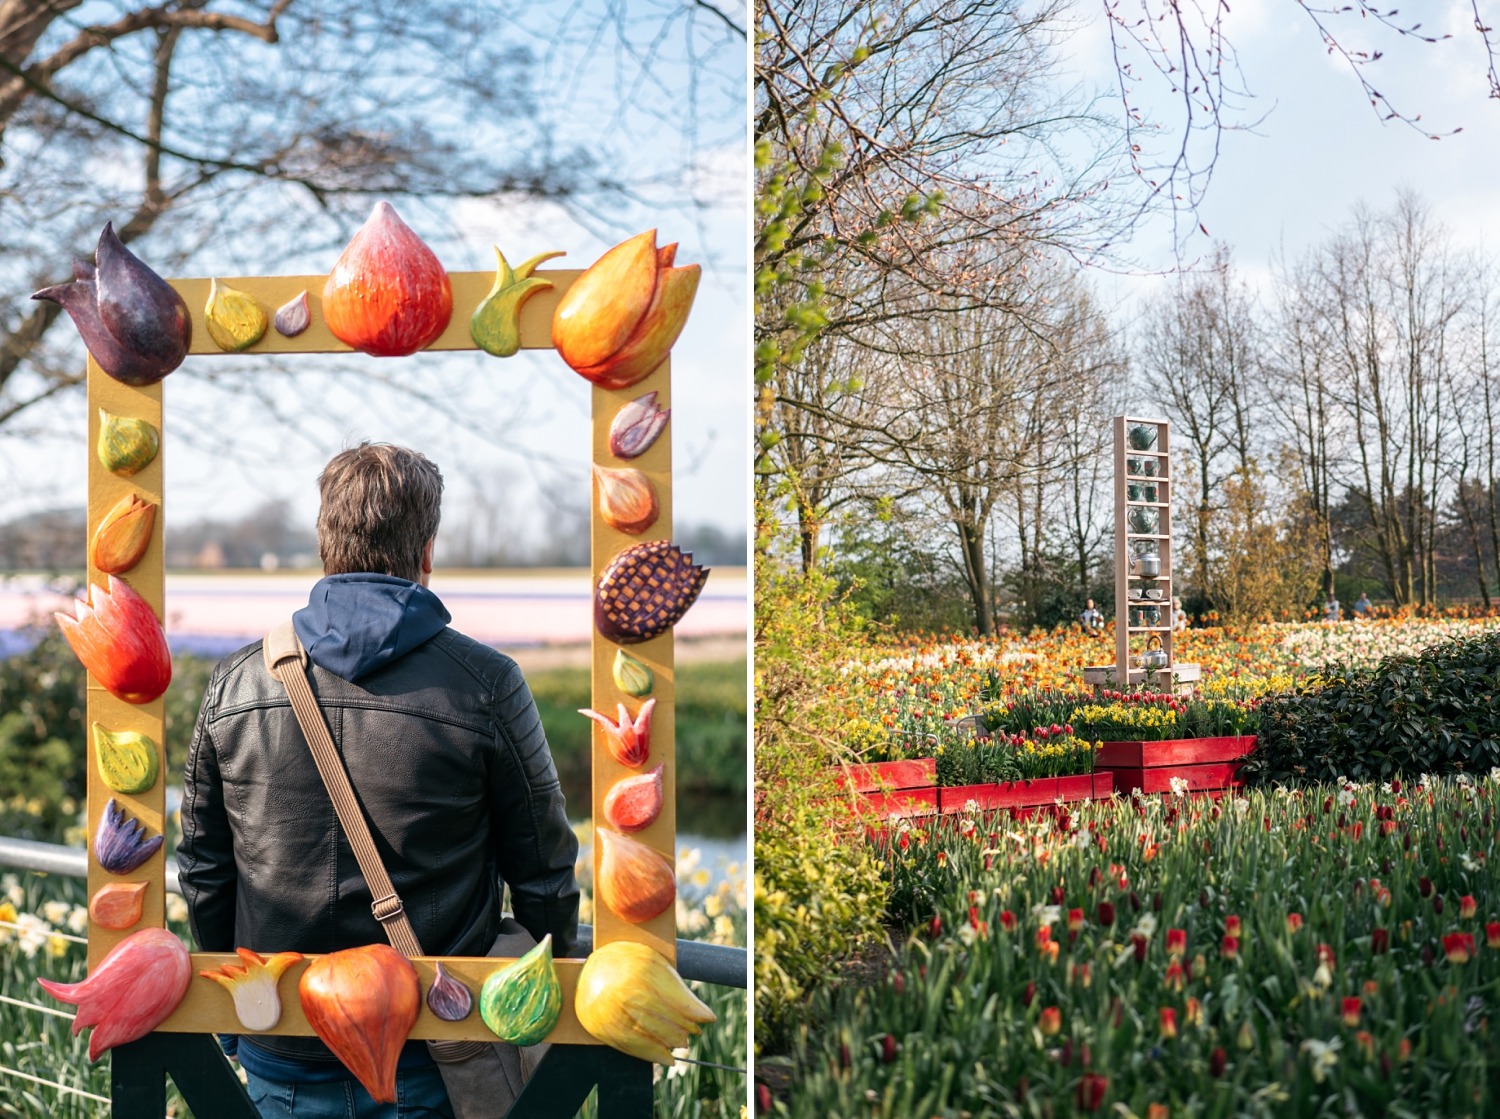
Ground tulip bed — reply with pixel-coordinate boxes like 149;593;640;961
773;776;1500;1117
838;616;1500;763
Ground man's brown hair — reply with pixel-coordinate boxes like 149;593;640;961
316;443;443;581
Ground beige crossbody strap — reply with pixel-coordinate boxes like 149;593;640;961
264;620;425;959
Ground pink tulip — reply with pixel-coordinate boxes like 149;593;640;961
37;928;191;1060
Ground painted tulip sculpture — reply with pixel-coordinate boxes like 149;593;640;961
56;576;171;704
322;202;453;357
37;927;192;1060
32;223;192;386
552;229;699;388
596;826;676;923
479;935;563;1046
573;941;715;1065
299;944;421;1104
200;948;304;1032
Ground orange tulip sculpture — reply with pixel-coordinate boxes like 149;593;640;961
322;202;453;357
56;575;171;704
299;944;421;1103
37;927;192;1060
552;229;699;389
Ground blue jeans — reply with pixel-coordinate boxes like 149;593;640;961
245;1066;455;1119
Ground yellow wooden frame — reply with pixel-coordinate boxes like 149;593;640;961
83;268;676;1044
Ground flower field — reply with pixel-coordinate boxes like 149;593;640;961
837;617;1500;764
776;775;1500;1117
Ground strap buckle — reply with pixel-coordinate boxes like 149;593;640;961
371;893;405;923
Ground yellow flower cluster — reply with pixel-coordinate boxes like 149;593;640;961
1072;704;1181;732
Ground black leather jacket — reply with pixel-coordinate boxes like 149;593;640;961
177;627;580;1062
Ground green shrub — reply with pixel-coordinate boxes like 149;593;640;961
754;539;886;1053
1242;628;1500;785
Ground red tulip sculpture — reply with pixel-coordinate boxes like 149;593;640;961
56;576;171;704
552;230;699;389
299;944;421;1103
322;202;453;357
37;927;192;1060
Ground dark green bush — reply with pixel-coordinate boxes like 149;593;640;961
1242;628;1500;785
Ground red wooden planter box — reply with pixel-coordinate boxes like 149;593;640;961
1094;735;1256;768
1107;761;1245;795
859;786;939;818
1057;774;1094;803
836;757;938;793
938;779;1056;813
935;773;1099;814
1093;771;1115;798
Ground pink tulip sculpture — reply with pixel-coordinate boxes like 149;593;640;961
37;927;192;1060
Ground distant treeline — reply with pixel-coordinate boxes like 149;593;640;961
0;499;747;572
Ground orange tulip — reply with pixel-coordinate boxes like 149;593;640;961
90;493;156;574
552;230;700;389
299;945;419;1103
322;202;452;357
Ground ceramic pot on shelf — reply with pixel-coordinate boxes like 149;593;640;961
1128;425;1158;451
1128;507;1159;535
1130;550;1162;579
1140;635;1169;670
1132;605;1161;628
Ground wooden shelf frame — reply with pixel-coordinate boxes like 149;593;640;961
1114;416;1175;680
79;268;672;1044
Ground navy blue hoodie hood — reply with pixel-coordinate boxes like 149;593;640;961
292;573;451;682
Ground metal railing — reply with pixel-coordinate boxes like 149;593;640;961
0;834;747;988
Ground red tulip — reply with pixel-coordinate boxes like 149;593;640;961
1209;1047;1228;1078
1460;895;1477;919
1286;912;1304;933
1166;928;1187;959
55;576;171;704
552;229;700;388
1038;1006;1062;1035
881;1033;897;1063
300;944;420;1103
1221;935;1239;960
1097;901;1116;927
1224;915;1241;938
602;764;665;832
1371;927;1390;954
579;699;655;768
1068;907;1084;932
1164;961;1186;991
1443;931;1475;964
1342;996;1362;1027
1486;921;1500;949
1077;1072;1109;1112
1159;1007;1177;1039
37;927;190;1060
322;202;453;357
